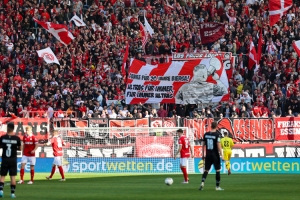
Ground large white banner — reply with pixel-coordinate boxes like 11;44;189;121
125;58;229;104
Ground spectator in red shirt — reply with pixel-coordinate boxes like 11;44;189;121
157;105;168;117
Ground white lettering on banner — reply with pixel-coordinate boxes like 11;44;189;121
204;26;222;37
127;75;190;82
245;148;265;157
232;148;265;158
200;23;218;29
280;128;300;135
70;159;174;173
172;52;232;60
66;147;133;157
231;146;300;158
172;53;184;59
277;121;300;128
126;84;176;99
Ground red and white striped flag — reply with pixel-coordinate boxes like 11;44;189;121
34;18;75;46
248;40;257;70
293;40;300;57
269;0;292;26
139;22;148;50
125;57;229;104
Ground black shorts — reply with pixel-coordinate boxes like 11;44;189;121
204;153;221;171
1;158;18;176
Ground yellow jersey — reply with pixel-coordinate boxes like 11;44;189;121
220;136;234;151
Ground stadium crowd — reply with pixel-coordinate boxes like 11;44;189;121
0;0;299;120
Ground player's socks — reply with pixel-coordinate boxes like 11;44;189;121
20;168;25;181
50;166;56;178
58;166;65;179
202;171;208;183
30;169;35;182
10;185;16;195
228;169;231;175
216;171;221;187
182;167;188;182
180;167;184;177
0;182;4;193
226;161;230;171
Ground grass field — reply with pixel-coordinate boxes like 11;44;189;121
0;173;298;200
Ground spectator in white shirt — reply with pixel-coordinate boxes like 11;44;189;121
47;105;54;118
234;71;243;82
109;110;117;119
287;10;295;22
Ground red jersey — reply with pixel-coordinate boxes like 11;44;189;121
178;135;191;158
51;136;66;157
23;134;38;157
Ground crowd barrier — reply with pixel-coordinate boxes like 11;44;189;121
52;117;300;141
1;117;300;174
1;116;300;141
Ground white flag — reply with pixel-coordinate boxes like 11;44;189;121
293;40;300;57
144;12;154;37
70;14;86;27
37;47;60;65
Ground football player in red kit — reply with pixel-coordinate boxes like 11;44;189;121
44;130;66;181
174;129;194;183
18;126;38;184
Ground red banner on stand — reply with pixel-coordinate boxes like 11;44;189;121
274;117;300;140
184;118;273;141
109;118;149;138
0;118;49;140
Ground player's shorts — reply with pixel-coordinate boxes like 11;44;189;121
21;156;36;165
204;153;221;171
1;158;18;176
223;150;232;161
180;158;188;167
53;157;62;166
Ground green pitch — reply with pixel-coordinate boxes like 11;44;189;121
1;173;298;200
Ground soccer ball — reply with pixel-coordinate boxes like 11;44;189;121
165;178;173;186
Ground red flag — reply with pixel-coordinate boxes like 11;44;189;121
269;0;292;26
292;40;300;57
122;43;129;77
34;18;74;46
139;22;148;50
248;40;257;70
199;23;225;44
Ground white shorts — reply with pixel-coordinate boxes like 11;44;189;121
180;158;188;167
53;157;62;166
21;156;36;166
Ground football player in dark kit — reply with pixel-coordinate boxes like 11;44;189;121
199;121;225;191
0;122;21;198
